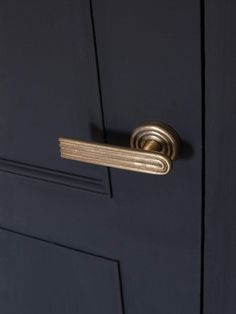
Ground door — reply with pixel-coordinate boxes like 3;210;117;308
0;1;202;314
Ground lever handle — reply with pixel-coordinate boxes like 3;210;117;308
59;122;181;175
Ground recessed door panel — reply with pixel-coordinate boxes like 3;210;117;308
0;229;123;314
0;0;109;191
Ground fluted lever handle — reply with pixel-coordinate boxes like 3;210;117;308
59;123;181;175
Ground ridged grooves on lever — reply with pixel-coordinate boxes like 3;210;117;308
59;138;172;175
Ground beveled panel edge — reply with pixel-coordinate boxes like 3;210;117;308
0;224;116;262
0;158;110;196
0;224;125;313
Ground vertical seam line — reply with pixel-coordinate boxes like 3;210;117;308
89;0;113;197
200;0;206;314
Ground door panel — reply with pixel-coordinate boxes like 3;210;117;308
0;1;203;314
0;0;110;193
92;0;201;137
0;229;123;314
205;1;236;313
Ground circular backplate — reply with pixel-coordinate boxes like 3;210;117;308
130;122;181;160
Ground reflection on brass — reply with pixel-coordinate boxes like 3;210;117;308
59;122;181;175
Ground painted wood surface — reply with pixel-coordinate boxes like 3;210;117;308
205;1;236;313
0;1;203;313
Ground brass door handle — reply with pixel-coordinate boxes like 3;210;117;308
59;122;181;175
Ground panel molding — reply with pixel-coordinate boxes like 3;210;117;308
0;158;110;196
0;224;116;262
0;225;125;314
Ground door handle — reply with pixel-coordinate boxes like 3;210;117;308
59;122;181;175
